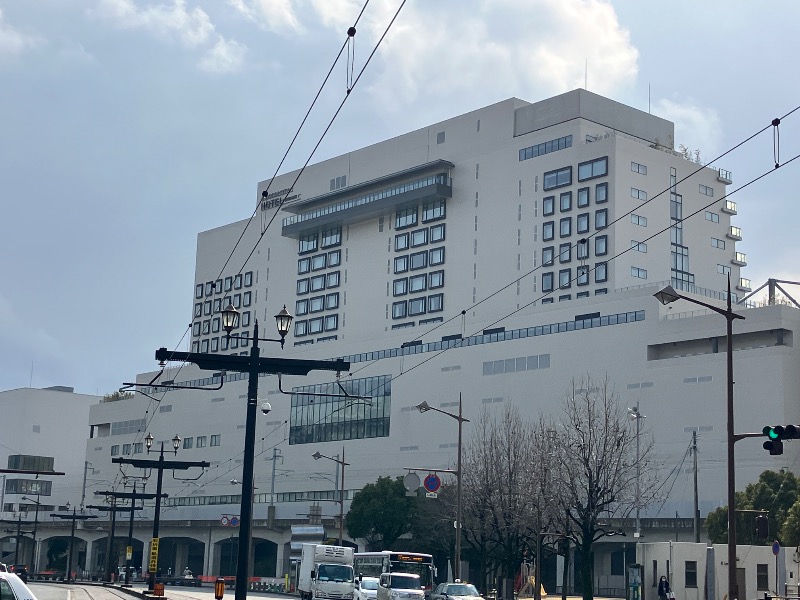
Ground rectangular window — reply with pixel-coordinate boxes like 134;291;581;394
409;274;427;292
542;272;554;293
195;283;203;299
423;199;446;222
631;161;647;175
201;339;210;352
560;191;572;212
326;271;340;288
429;247;445;266
205;281;214;296
631;240;647;252
685;561;698;588
631;214;647;226
718;264;731;275
395;233;409;251
560;217;572;237
183;437;193;449
409;297;426;316
577;212;589;233
299;233;318;254
311;254;326;270
430;223;445;243
212;318;220;333
577;265;589;285
411;229;428;247
631;187;647;201
241;311;251;327
543;166;572;190
213;298;221;313
595;209;608;229
595;182;608;203
224;276;233;291
705;211;720;223
296;299;309;315
396;207;418;229
210;434;221;446
328;250;341;267
394;256;409;273
111;445;119;456
294;320;308;336
202;320;210;335
194;303;202;318
542;246;555;266
392;301;407;319
308;317;323;334
324;314;338;331
325;293;339;309
310;296;325;312
518;134;573;161
699;184;714;197
204;300;212;316
559;268;571;289
428;293;443;312
243;272;252;287
429;270;444;289
410;251;428;270
711;237;726;249
196;436;206;448
595;262;608;282
393;278;408;296
756;564;768;591
543;221;555;241
595;235;608;256
543;196;555;216
577;239;589;259
243;291;252;306
577;187;590;207
578;157;608;181
310;275;326;291
321;226;342;248
559;243;571;264
232;294;241;309
631;266;647;279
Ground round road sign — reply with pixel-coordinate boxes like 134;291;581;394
773;541;781;556
423;473;441;493
403;472;421;492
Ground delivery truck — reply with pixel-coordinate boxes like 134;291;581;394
298;543;355;600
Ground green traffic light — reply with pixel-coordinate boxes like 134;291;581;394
769;428;779;440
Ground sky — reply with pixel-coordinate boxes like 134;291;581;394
1;0;799;396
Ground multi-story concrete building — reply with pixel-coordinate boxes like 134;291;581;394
24;90;800;593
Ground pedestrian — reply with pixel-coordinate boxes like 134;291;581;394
658;576;672;600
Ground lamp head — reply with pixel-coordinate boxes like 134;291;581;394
221;302;239;336
416;401;431;413
654;285;681;306
312;451;322;460
172;434;182;453
144;432;154;452
274;305;293;346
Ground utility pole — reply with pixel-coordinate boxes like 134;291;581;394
87;496;144;582
50;509;97;581
692;431;700;543
267;448;283;529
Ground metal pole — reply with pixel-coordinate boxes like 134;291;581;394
15;513;21;564
692;431;699;543
339;446;345;545
726;276;738;600
81;461;89;510
235;321;261;600
455;394;463;582
270;449;279;506
148;445;166;591
66;507;76;581
635;406;641;539
125;482;136;585
105;496;118;581
30;495;39;572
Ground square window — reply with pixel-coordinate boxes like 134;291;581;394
410;251;428;270
595;235;608;256
542;272;554;293
595;182;608;203
559;243;571;263
543;221;555;241
183;437;193;449
428;293;443;312
392;301;407;319
411;229;428;247
196;436;206;448
595;209;608;229
311;275;326;291
328;250;341;267
296;299;309;315
394;256;409;273
429;270;445;289
577;212;590;233
311;254;326;270
543;196;555;216
324;314;338;331
394;278;408;296
321;227;342;248
309;318;323;334
430;223;446;242
409;274;427;293
299;233;318;254
559;268;571;289
429;247;445;266
210;435;221;446
297;279;310;295
295;320;308;336
395;233;409;251
560;191;572;212
191;341;199;352
396;207;418;229
310;296;324;312
560;217;572;237
577;187;589;207
409;297;426;315
327;271;340;288
325;293;339;309
423;199;446;222
595;262;608;282
542;246;555;266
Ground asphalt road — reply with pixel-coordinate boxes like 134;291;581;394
28;582;289;600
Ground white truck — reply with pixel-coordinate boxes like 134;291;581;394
299;543;355;600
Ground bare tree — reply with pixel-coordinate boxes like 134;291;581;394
554;375;658;600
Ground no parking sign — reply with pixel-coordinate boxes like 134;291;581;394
423;473;441;496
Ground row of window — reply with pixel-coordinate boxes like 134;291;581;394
394;247;445;273
294;314;339;336
543;182;608;215
483;353;551;375
631;161;647;175
392;294;444;319
395;223;445;251
396;199;446;230
298;227;342;254
542;263;607;291
518;134;573;162
193;333;251;353
699;184;714;197
393;270;444;296
631;187;647;201
298;250;341;274
296;293;339;315
297;271;340;294
544;156;608;191
542;235;607;266
543;210;607;241
111;435;221;456
194;291;253;318
195;272;253;299
193;310;251;337
631;266;648;279
705;211;719;223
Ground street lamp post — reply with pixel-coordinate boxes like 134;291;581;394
51;508;97;581
654;276;744;600
627;404;646;539
416;395;470;582
21;494;41;572
312;448;349;544
146;434;179;591
154;303;349;600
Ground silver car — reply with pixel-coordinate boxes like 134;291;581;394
0;572;38;600
377;573;425;600
356;576;380;600
431;582;484;600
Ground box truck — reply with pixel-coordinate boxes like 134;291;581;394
298;544;355;600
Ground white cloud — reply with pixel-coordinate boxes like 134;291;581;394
654;98;723;160
198;36;247;73
90;0;215;47
0;8;44;59
228;0;305;34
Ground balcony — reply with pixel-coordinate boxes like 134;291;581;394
716;168;733;184
732;252;747;266
737;277;751;292
727;225;742;241
721;200;737;214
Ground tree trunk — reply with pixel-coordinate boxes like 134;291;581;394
580;540;593;600
561;537;570;600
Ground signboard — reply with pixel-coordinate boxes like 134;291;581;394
149;538;160;573
126;546;133;560
423;473;441;493
403;472;420;492
773;541;781;556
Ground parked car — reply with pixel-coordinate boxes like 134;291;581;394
8;566;28;584
377;573;424;600
356;576;380;600
431;582;484;600
0;571;38;600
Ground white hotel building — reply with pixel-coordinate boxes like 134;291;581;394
28;90;799;590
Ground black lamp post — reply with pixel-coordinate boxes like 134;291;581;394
21;494;41;572
415;396;469;581
145;433;179;591
312;449;349;544
654;276;744;600
155;302;349;600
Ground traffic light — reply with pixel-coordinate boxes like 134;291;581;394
756;514;769;538
762;424;799;455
